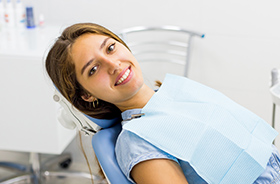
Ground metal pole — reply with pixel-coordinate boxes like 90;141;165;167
30;153;41;184
272;103;276;144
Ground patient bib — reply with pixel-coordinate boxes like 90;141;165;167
123;74;278;184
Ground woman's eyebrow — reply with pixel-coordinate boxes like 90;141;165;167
100;37;110;50
81;59;93;75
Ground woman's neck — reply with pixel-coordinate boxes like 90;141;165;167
117;84;155;112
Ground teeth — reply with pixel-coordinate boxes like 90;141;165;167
117;69;130;85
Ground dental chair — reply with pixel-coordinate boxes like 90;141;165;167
52;26;204;184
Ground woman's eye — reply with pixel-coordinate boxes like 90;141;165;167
107;43;116;53
89;66;98;76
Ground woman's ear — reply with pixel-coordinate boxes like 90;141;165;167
81;94;95;102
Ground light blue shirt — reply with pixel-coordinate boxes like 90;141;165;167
116;108;207;184
115;109;280;184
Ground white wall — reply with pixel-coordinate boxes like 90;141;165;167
25;0;280;144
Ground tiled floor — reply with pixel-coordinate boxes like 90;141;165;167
0;134;107;184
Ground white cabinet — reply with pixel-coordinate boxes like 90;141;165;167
0;26;76;154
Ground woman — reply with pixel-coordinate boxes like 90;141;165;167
46;23;280;184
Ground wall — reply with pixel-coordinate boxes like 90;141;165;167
24;0;280;144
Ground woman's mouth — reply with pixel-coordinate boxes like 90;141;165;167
115;66;132;86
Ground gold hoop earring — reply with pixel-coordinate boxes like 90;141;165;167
93;99;99;108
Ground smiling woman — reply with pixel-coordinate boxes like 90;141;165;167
45;23;280;184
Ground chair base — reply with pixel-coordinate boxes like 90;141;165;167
0;152;106;184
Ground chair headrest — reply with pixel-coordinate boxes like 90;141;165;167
53;89;121;135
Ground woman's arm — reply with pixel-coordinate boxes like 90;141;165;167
131;158;189;184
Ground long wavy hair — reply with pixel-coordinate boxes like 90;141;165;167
45;23;130;119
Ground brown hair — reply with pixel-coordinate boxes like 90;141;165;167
46;23;130;119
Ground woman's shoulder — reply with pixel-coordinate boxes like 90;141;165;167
115;129;179;179
116;129;154;154
116;129;179;162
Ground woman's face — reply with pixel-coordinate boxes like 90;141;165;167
71;33;144;107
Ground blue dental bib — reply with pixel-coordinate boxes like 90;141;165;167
123;74;278;184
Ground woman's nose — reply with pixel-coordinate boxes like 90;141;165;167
103;57;121;75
